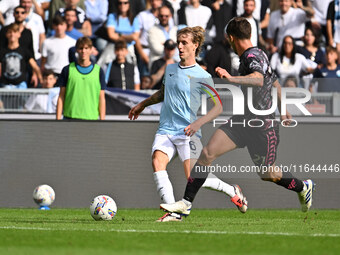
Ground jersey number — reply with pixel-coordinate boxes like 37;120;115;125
189;141;196;151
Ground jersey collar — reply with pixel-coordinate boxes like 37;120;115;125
178;63;197;69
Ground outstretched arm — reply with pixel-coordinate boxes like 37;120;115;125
215;67;264;87
128;84;164;120
184;97;223;137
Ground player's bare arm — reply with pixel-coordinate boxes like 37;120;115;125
29;58;43;85
273;79;292;125
184;97;223;137
294;0;314;18
56;87;66;120
99;90;106;120
215;67;264;87
128;84;165;120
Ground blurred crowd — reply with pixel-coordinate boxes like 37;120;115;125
0;0;340;94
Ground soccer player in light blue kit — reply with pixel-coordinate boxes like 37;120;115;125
129;26;247;222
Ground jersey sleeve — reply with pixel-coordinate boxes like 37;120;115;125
299;54;317;71
134;65;140;85
99;67;107;90
243;52;266;75
26;48;34;62
56;65;69;87
162;65;170;86
270;53;279;71
41;40;48;58
132;17;140;33
313;68;322;78
327;1;335;20
106;13;116;28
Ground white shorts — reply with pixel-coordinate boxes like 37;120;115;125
151;134;203;162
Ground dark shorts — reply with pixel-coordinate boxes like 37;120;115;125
219;118;280;166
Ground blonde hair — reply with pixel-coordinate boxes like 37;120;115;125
177;26;205;57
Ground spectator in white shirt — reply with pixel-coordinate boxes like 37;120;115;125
177;0;212;29
0;0;20;26
267;0;314;54
41;16;76;75
270;35;317;86
167;0;181;24
177;0;213;44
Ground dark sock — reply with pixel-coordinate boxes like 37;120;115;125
276;171;304;192
183;162;209;202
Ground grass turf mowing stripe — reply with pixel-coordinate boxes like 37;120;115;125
1;226;339;238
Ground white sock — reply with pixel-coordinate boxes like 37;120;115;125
153;170;175;204
202;173;236;197
181;198;192;206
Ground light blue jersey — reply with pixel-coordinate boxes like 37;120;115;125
157;63;215;138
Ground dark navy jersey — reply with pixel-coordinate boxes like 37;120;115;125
238;47;278;122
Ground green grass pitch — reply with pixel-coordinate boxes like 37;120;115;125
0;208;339;255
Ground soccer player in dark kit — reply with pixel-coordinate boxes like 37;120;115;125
161;17;315;216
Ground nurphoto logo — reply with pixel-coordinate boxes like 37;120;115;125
200;84;312;127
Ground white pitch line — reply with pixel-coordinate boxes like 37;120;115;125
0;226;339;238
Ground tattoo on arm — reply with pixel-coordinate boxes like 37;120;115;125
158;84;165;101
143;84;164;107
